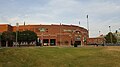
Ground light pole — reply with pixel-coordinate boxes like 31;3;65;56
0;33;2;47
109;26;112;43
16;23;19;47
60;23;62;46
118;28;120;32
79;21;80;26
115;30;118;43
87;15;89;37
109;26;111;32
99;31;101;36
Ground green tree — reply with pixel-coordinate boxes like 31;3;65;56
105;32;117;43
1;30;37;47
1;31;15;47
14;30;38;46
22;30;37;43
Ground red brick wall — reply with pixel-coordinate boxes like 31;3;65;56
14;24;88;46
0;24;12;33
1;24;88;46
87;38;104;45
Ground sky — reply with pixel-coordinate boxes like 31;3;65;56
0;0;120;37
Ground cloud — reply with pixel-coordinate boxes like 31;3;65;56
0;16;24;25
8;17;20;22
0;0;120;37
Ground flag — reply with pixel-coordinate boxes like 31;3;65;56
87;15;88;18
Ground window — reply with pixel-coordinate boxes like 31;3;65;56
46;28;48;32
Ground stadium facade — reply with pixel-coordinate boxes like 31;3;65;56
0;24;88;46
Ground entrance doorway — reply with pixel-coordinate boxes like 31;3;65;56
43;39;49;46
74;41;81;45
50;39;56;46
36;39;41;46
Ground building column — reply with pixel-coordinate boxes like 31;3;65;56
6;41;8;47
0;41;1;47
81;36;84;46
49;34;50;46
56;36;57;46
48;39;50;46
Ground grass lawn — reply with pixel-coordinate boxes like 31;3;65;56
0;46;120;67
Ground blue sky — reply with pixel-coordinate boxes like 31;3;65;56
0;0;120;37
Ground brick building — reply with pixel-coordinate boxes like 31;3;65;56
87;38;105;45
0;24;88;46
0;24;13;33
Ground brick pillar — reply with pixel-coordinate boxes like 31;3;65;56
56;37;57;46
0;41;1;47
48;39;50;46
6;41;8;47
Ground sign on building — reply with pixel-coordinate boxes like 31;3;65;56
39;28;46;32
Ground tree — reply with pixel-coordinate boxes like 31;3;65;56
1;31;15;47
105;32;117;43
16;30;38;46
1;30;37;47
23;30;37;44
